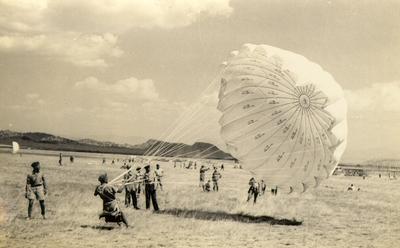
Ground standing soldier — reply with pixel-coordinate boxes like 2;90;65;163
247;177;260;204
143;165;159;211
123;165;140;210
58;153;62;166
212;168;222;191
123;165;133;207
25;161;47;219
154;164;164;191
199;165;209;191
259;180;267;195
94;173;129;227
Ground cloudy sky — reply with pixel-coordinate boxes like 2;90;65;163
0;0;399;162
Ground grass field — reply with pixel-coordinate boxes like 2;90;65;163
0;152;399;248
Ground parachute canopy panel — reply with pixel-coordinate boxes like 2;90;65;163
218;44;347;193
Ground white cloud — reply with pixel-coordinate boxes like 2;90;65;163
0;33;122;67
25;93;40;100
345;81;400;112
0;0;232;66
74;76;159;101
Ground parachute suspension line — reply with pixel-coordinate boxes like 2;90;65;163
143;103;200;156
148;107;210;156
157;143;188;157
109;167;134;185
192;145;215;158
175;150;201;158
156;117;217;157
145;75;220;156
197;148;223;160
148;109;211;155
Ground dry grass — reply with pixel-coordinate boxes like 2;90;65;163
0;152;399;248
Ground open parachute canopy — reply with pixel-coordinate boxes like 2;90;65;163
217;44;347;193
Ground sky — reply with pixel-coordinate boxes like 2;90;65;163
0;0;399;162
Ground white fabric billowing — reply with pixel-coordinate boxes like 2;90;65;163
12;141;19;154
218;44;347;193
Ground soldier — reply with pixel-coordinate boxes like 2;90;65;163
133;166;143;206
204;180;211;192
143;165;159;211
154;164;164;191
123;165;133;207
25;161;47;219
94;173;129;227
199;165;209;191
259;180;266;195
58;153;62;166
212;168;222;191
247;177;259;204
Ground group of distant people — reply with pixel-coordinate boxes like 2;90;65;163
199;165;222;192
246;177;268;204
58;153;74;166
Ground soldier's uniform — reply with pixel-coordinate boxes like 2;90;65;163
94;174;128;227
199;166;209;191
26;162;47;219
143;165;159;211
123;169;140;209
247;178;260;203
154;165;164;191
212;170;222;191
204;180;211;192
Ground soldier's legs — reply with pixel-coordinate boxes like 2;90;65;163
145;186;151;209
150;188;159;211
39;200;46;217
125;189;131;207
131;191;139;209
120;211;129;227
253;190;258;204
28;199;34;218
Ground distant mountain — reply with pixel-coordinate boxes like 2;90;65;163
0;130;233;160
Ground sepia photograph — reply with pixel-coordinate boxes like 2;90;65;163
0;0;399;247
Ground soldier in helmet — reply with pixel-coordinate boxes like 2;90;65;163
94;173;129;227
25;161;48;219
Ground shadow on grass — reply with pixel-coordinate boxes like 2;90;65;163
156;208;302;226
80;224;116;230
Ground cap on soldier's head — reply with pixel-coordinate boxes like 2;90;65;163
31;161;40;168
136;166;141;171
144;165;150;169
98;173;108;183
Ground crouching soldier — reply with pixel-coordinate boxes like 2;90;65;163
26;161;47;219
94;173;129;227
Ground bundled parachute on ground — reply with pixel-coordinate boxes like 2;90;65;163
217;44;347;193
